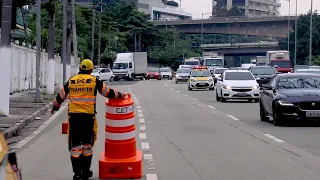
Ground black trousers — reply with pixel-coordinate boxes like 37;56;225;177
68;113;95;175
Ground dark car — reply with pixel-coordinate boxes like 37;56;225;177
146;68;161;80
249;66;277;86
260;73;320;126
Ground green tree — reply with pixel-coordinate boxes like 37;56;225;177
226;6;243;17
149;29;200;69
279;12;320;65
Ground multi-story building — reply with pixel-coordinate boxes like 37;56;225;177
220;0;281;16
121;0;192;20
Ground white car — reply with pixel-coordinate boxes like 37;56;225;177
159;67;173;80
212;68;228;85
215;70;260;102
91;68;114;81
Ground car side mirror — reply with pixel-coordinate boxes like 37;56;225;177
262;84;272;90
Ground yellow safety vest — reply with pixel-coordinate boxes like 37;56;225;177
68;74;97;114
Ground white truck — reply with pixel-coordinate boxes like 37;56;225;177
184;57;201;67
202;52;224;75
256;56;267;66
113;52;147;81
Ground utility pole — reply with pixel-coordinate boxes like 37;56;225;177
71;0;79;68
294;0;297;66
66;0;72;76
47;0;56;95
0;0;13;115
98;0;102;67
134;32;137;52
138;33;141;52
287;0;290;51
309;0;313;66
108;25;111;51
62;0;67;84
35;0;41;102
91;6;96;61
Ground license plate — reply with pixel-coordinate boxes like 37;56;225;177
150;75;154;77
306;111;320;117
199;82;206;85
237;93;247;97
164;75;168;78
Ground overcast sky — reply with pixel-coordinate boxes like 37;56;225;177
179;0;318;18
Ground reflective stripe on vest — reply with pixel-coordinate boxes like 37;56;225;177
69;97;96;104
106;117;135;127
106;104;134;114
0;154;8;180
100;85;110;97
105;130;136;141
82;144;93;156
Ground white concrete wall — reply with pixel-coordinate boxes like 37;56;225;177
10;43;79;94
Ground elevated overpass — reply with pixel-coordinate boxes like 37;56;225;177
153;16;297;38
201;42;281;56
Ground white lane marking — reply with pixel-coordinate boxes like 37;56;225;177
144;154;153;160
134;100;139;103
264;134;284;143
138;109;143;113
139;118;145;123
137;106;141;109
273;138;285;143
183;94;189;96
138;114;144;117
139;133;147;139
135;102;139;105
146;174;158;180
164;84;168;87
12;102;68;149
176;91;180;93
226;115;239;121
141;142;150;149
264;134;276;139
192;98;198;100
140;125;146;131
207;105;216;110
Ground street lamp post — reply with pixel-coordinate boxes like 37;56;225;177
201;12;212;46
287;0;290;51
294;0;297;66
171;25;176;50
309;0;313;66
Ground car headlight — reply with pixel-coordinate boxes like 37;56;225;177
222;84;231;89
278;100;294;106
208;78;213;82
252;85;259;89
190;79;196;82
176;75;179;78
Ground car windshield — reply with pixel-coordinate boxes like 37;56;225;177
277;76;320;89
296;70;320;74
177;68;191;73
251;67;275;75
185;61;199;65
214;69;227;74
205;59;223;66
270;61;291;68
294;65;308;70
225;72;255;80
113;63;128;69
191;70;211;77
149;68;159;73
92;69;100;73
160;68;170;72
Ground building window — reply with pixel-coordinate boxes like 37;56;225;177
232;0;245;6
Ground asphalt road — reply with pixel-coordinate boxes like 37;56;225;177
169;80;320;157
14;79;320;180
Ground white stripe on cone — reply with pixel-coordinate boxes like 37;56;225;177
105;118;135;127
105;130;136;141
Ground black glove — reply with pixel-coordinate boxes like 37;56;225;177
51;101;61;114
118;92;126;99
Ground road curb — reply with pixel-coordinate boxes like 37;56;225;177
3;100;55;139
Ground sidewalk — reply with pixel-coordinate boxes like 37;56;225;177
0;89;58;139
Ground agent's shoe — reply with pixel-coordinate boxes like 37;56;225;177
81;170;93;180
73;174;81;180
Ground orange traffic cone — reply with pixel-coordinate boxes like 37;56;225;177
99;94;142;179
61;121;68;134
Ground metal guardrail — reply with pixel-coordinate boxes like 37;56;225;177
201;42;279;48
